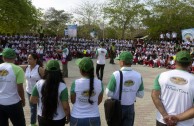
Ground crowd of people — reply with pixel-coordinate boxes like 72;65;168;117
0;34;194;69
1;33;194;126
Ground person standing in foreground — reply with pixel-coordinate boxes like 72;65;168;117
106;51;144;126
30;60;70;126
70;57;104;126
0;48;26;126
151;51;194;126
20;53;44;126
96;42;108;81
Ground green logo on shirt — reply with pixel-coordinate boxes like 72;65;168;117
124;80;134;87
0;69;8;76
82;90;96;97
170;77;188;85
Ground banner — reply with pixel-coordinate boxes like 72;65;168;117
64;28;68;36
67;25;77;37
90;29;97;38
182;28;194;41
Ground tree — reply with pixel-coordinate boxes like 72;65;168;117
73;1;103;26
143;0;194;39
43;7;72;36
104;0;146;39
0;0;40;33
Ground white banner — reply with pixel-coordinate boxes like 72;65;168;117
67;25;77;37
182;28;194;41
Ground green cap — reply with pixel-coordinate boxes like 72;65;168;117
76;57;94;72
176;51;192;63
2;48;16;59
115;51;133;64
46;60;60;71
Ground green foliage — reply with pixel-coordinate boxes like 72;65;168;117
43;7;72;36
104;0;146;39
0;0;40;33
144;0;194;39
77;24;100;39
73;1;102;26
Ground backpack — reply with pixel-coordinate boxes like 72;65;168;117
66;51;72;61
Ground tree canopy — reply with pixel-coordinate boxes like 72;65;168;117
144;0;194;39
0;0;40;33
104;0;147;39
42;7;72;36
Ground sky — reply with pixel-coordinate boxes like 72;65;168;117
31;0;106;13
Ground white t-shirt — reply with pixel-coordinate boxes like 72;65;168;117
0;63;24;105
25;65;41;94
154;70;194;126
71;78;103;118
96;48;107;64
34;80;68;120
106;67;144;105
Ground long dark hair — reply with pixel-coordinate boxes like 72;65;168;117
41;69;64;120
88;68;94;104
29;53;43;67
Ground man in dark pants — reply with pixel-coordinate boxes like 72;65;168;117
0;48;26;126
96;42;108;81
109;42;116;64
61;44;69;77
106;51;144;126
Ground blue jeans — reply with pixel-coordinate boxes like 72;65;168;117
122;104;135;126
27;92;37;124
70;116;101;126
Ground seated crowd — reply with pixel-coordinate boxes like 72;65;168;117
0;34;194;71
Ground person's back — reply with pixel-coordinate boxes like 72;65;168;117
106;51;144;126
156;69;194;125
0;48;25;126
152;50;194;126
35;80;68;120
0;62;23;104
30;60;70;126
109;70;142;105
96;43;108;80
96;47;107;64
71;78;102;117
71;57;103;126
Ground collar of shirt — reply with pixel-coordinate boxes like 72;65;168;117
120;67;132;71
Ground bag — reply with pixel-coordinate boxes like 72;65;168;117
104;71;123;126
66;51;72;61
104;99;122;126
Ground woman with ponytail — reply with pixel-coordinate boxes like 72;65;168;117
30;60;70;126
70;57;104;126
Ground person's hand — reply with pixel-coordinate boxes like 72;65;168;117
21;100;25;107
164;115;179;126
65;114;70;124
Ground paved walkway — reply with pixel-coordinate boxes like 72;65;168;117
22;59;167;126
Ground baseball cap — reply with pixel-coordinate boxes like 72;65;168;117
2;48;16;59
115;51;133;64
176;51;192;63
75;57;94;72
46;60;60;71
